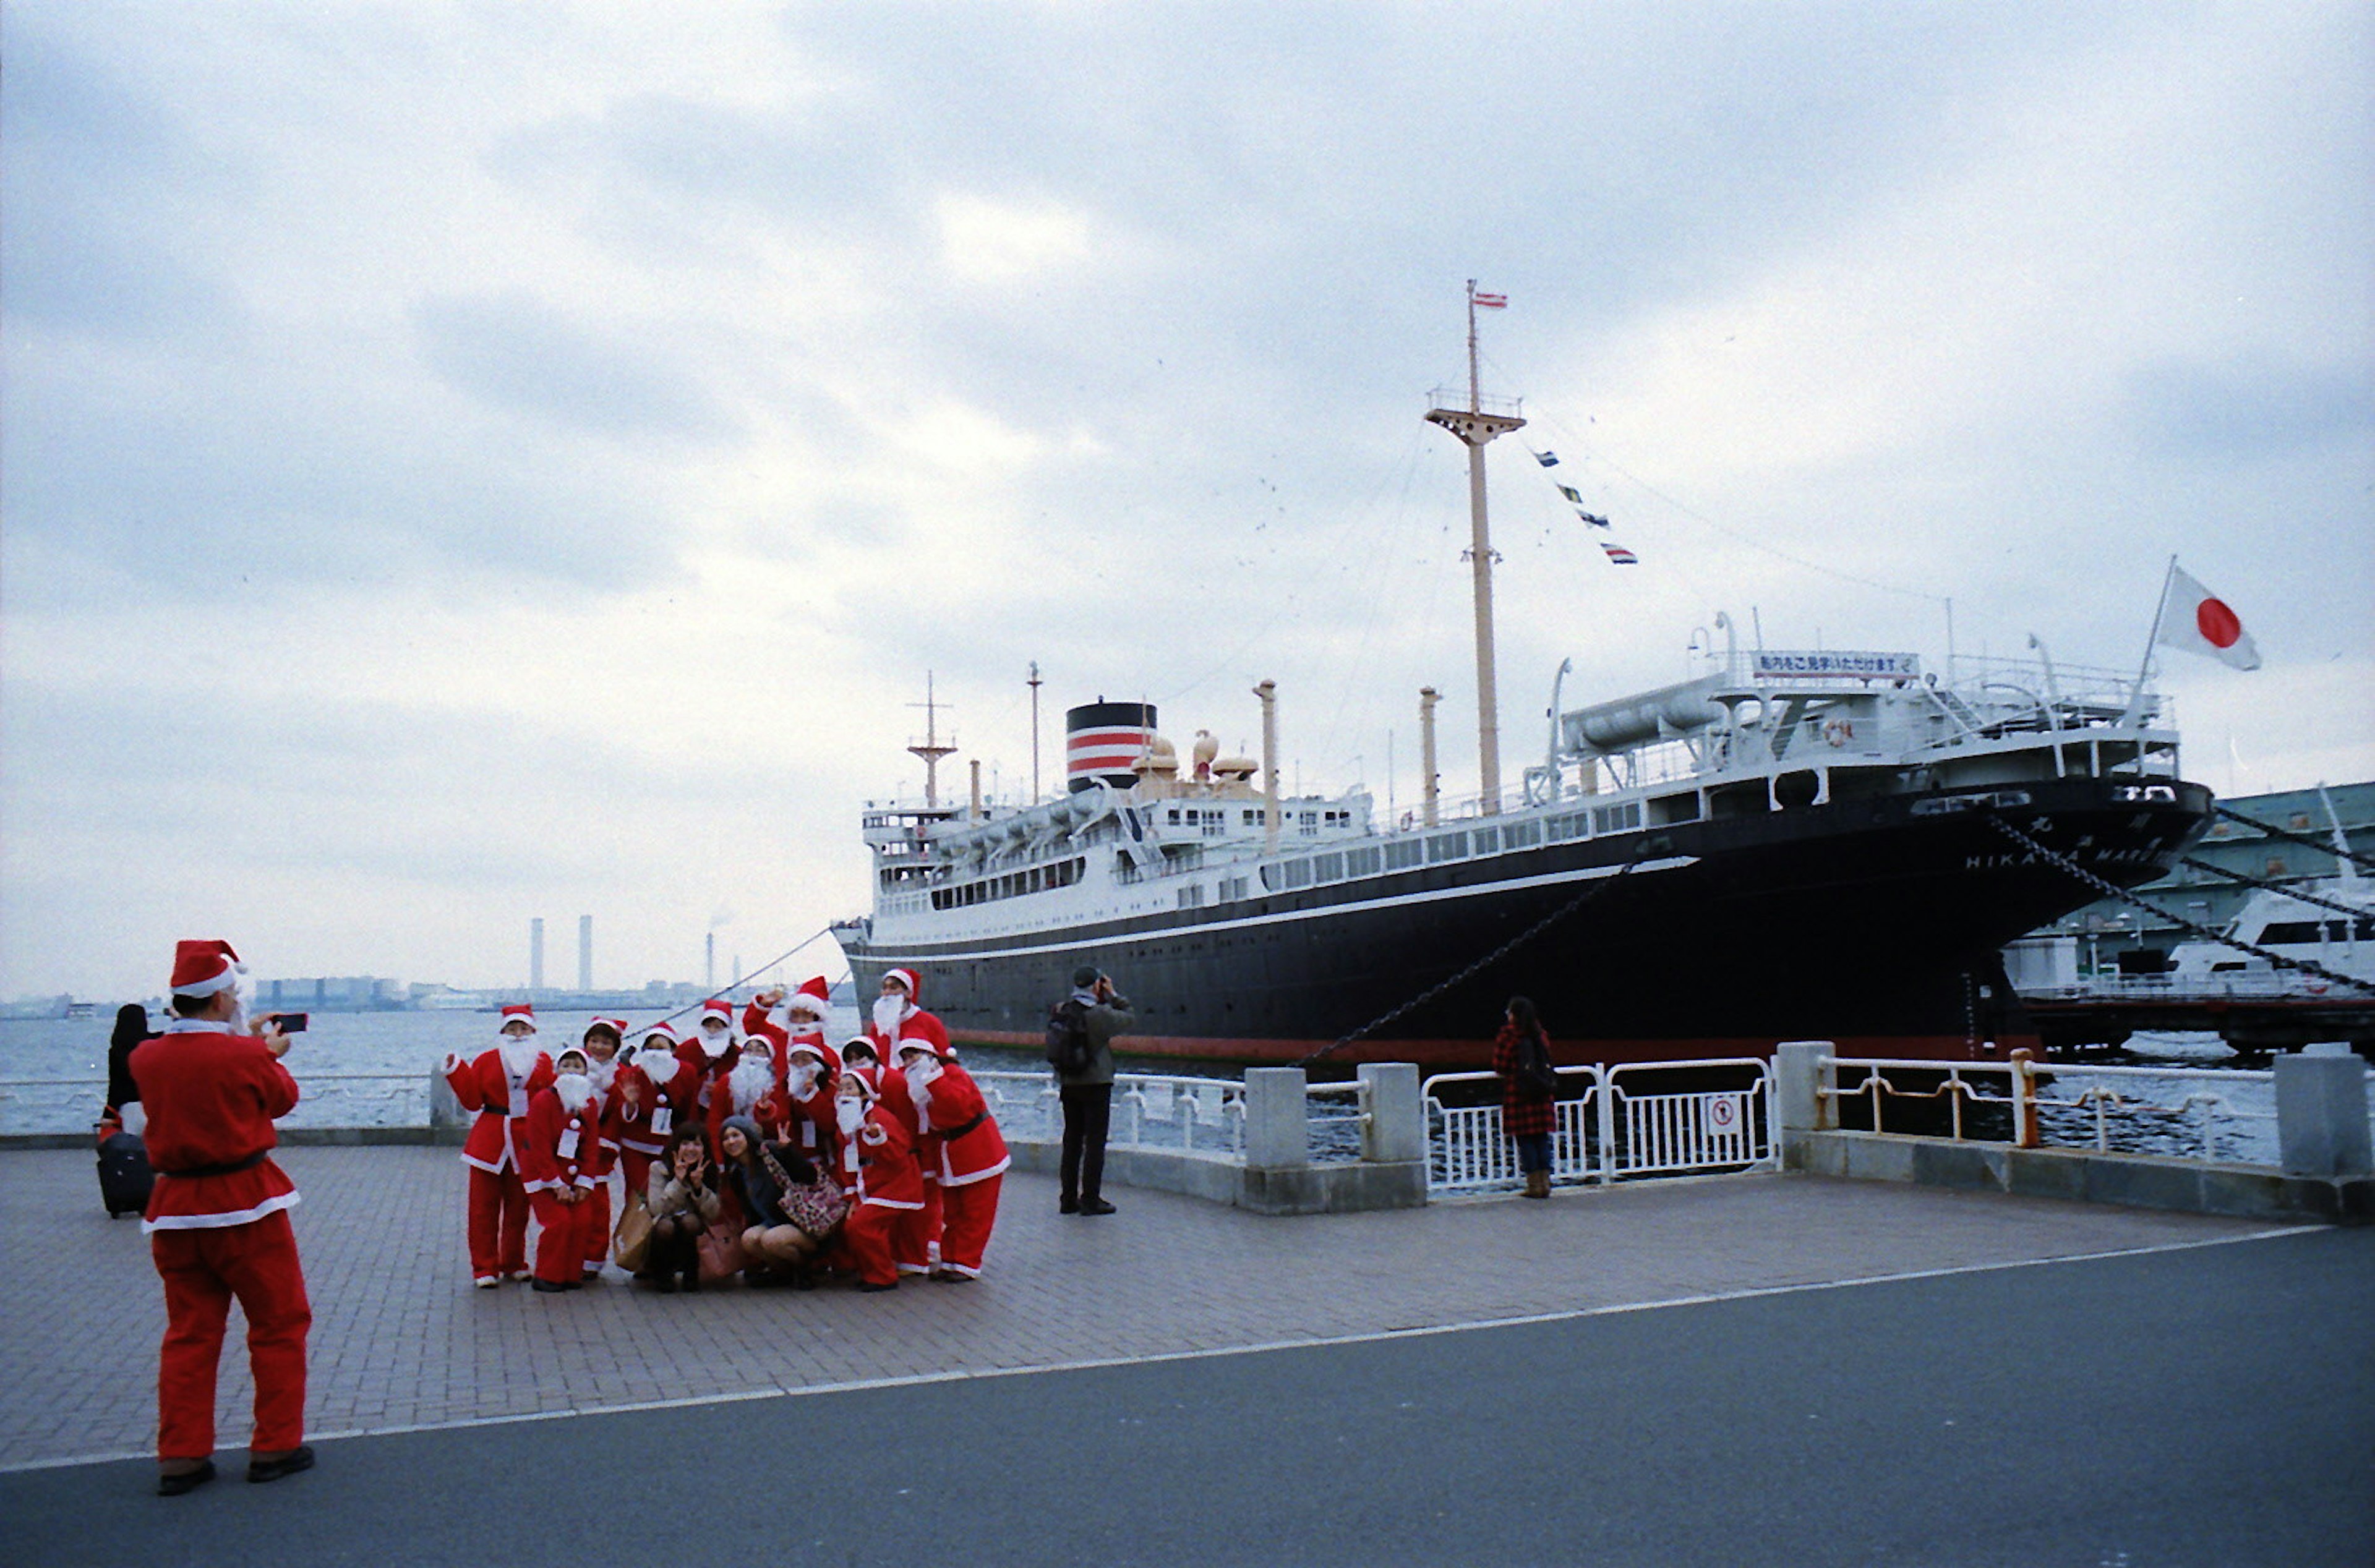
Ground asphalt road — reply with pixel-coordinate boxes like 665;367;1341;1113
8;1226;2368;1567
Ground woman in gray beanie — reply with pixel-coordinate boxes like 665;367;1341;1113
717;1115;826;1286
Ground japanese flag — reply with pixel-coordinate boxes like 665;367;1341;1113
2155;565;2261;670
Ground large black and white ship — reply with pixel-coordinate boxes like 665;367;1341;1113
836;292;2215;1067
836;647;2212;1067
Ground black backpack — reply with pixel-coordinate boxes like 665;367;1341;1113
1515;1029;1559;1097
1045;998;1094;1075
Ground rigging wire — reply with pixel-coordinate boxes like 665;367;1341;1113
640;923;845;1031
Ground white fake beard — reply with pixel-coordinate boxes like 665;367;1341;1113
699;1028;732;1060
499;1038;541;1076
585;1059;617;1094
872;995;909;1036
789;1063;821;1099
727;1057;774;1112
902;1056;941;1088
835;1097;864;1133
633;1045;677;1081
554;1073;594;1111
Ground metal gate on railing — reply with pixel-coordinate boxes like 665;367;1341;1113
1424;1057;1778;1193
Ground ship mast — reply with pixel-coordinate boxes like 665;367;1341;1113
906;671;957;809
1426;281;1525;815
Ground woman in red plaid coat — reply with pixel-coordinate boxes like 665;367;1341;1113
1493;995;1558;1199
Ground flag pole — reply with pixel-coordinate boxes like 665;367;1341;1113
2123;554;2177;724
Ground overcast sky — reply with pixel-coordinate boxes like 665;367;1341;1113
4;1;2369;1002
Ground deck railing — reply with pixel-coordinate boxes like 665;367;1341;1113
1423;1058;1777;1193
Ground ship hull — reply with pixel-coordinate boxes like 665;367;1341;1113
842;777;2214;1069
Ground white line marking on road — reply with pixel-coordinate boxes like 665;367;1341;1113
2;1222;2325;1472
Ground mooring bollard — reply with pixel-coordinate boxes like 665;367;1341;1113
1356;1062;1423;1165
1774;1041;1833;1133
2275;1046;2374;1178
1242;1067;1308;1170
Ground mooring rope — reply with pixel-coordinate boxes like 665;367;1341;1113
1292;848;1656;1068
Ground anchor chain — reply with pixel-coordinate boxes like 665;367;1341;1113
2178;858;2373;923
1294;849;1653;1068
2213;805;2375;874
1985;814;2373;994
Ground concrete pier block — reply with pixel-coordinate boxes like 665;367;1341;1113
1774;1041;1833;1132
1243;1067;1308;1169
2275;1050;2374;1177
1357;1063;1423;1165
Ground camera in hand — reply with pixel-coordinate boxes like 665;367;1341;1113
262;1013;310;1034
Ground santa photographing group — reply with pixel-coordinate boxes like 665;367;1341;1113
439;966;1008;1295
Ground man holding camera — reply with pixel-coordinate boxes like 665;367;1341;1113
130;939;314;1496
1053;965;1133;1216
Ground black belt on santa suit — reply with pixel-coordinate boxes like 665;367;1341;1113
937;1111;988;1140
155;1149;270;1179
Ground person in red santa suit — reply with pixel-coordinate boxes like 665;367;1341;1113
132;940;314;1495
683;997;740;1118
520;1045;604;1292
709;1029;792;1149
895;1039;1009;1282
833;1070;922;1292
442;1003;554;1287
867;970;953;1272
578;1018;627;1279
614;1022;695;1203
779;1038;842;1172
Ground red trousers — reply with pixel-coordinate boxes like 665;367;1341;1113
581;1177;613;1269
528;1190;596;1285
151;1212;310;1460
844;1201;910;1287
936;1174;1002;1276
466;1165;531;1279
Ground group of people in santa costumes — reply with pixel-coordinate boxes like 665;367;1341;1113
441;965;1009;1293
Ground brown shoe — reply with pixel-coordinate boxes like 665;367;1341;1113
1523;1169;1551;1199
157;1459;215;1497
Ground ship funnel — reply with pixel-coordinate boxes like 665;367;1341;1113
1066;701;1157;793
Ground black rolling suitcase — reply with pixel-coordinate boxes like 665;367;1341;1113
98;1130;154;1218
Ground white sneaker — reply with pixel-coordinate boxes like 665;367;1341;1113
473;1276;497;1289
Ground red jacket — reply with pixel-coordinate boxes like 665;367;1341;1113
1493;1022;1558;1139
615;1049;700;1155
912;1063;1009;1187
444;1044;554;1174
130;1021;301;1232
864;1006;950;1060
844;1101;923;1209
519;1087;602;1194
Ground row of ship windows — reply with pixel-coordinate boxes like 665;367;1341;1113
1186;801;1650;905
2257;918;2373;945
1159;806;1356;831
930;856;1088;911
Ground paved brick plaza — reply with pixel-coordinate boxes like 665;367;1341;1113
0;1144;2295;1469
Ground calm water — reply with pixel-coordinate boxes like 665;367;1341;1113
0;1007;1085;1137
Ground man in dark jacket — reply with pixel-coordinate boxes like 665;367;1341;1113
1053;965;1132;1215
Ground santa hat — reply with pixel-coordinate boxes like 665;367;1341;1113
699;999;732;1027
894;1036;953;1063
842;1036;879;1065
500;1003;537;1031
554;1046;589;1071
785;976;832;1019
638;1021;680;1049
169;939;243;999
583;1018;626;1046
882;968;920;1001
786;1038;828;1063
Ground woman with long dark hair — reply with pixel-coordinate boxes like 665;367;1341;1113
1494;995;1558;1199
105;1003;158;1134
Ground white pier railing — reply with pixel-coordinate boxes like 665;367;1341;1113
970;1070;1247;1160
1424;1058;1778;1194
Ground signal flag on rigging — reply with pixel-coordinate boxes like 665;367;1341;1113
1471;291;1507;309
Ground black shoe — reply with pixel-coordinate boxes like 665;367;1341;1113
1059;1196;1079;1214
857;1279;897;1293
682;1274;701;1293
655;1274;677;1293
1079;1197;1116;1216
531;1278;568;1293
157;1460;215;1497
246;1446;314;1485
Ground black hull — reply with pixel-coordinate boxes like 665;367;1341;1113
842;777;2214;1068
